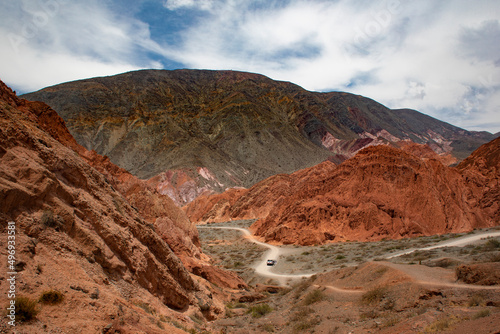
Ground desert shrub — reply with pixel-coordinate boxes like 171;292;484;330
133;301;156;315
13;296;39;322
248;304;272;318
292;279;312;299
360;309;379;319
361;286;387;305
425;316;456;332
382;316;400;328
260;323;275;332
41;210;57;227
39;290;64;304
293;318;319;332
468;293;485;307
484;238;500;250
303;289;325;305
226;302;246;309
472;309;490;319
290;306;313;322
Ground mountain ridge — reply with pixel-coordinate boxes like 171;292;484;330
22;69;495;205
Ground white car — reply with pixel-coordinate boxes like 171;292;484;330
266;259;277;266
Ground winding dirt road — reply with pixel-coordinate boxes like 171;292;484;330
197;226;314;285
198;225;500;287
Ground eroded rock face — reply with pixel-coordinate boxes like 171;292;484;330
456;263;500;285
187;141;497;246
0;79;230;323
457;137;500;223
250;145;493;245
184;161;337;224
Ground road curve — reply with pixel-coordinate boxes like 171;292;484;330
386;230;500;259
197;226;314;285
198;226;500;287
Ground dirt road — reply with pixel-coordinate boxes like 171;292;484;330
197;226;313;285
386;230;500;259
198;225;500;287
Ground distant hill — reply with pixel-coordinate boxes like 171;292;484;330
23;69;495;205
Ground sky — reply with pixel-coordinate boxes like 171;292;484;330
0;0;499;133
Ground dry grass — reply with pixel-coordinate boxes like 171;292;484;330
247;304;273;318
13;296;39;322
361;286;387;305
39;290;64;305
302;289;325;305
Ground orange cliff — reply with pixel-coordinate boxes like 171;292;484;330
186;142;499;246
0;79;245;332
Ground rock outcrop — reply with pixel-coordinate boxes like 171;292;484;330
456;137;500;223
0;79;244;331
187;142;498;245
23;69;495;205
184;161;337;224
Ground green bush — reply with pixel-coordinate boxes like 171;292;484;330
39;290;64;305
248;304;273;318
14;297;39;322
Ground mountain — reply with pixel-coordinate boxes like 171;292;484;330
186;141;498;245
0;79;245;332
22;69;495;205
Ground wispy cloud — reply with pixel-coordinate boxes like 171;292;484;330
0;0;161;92
0;0;499;132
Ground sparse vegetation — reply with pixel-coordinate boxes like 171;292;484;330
13;296;39;322
361;286;387;305
41;210;58;228
424;316;457;332
468;293;485;307
197;222;500;333
133;301;156;315
472;309;490;319
303;289;325;305
247;304;273;318
39;290;64;304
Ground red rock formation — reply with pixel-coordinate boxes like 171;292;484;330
396;140;458;166
250;145;493;245
184;161;337;223
456;137;500;223
187;140;496;246
0;79;245;331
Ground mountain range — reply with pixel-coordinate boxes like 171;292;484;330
23;69;496;206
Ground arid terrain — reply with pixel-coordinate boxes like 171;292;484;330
1;68;499;334
198;220;500;333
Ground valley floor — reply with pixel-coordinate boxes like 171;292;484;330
198;221;500;333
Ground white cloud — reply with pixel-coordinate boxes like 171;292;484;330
0;0;161;92
158;0;500;132
0;0;499;132
163;0;214;11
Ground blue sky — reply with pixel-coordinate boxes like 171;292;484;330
0;0;499;133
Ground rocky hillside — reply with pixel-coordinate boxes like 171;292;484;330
23;70;495;205
457;136;500;223
0;79;245;332
186;141;499;245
